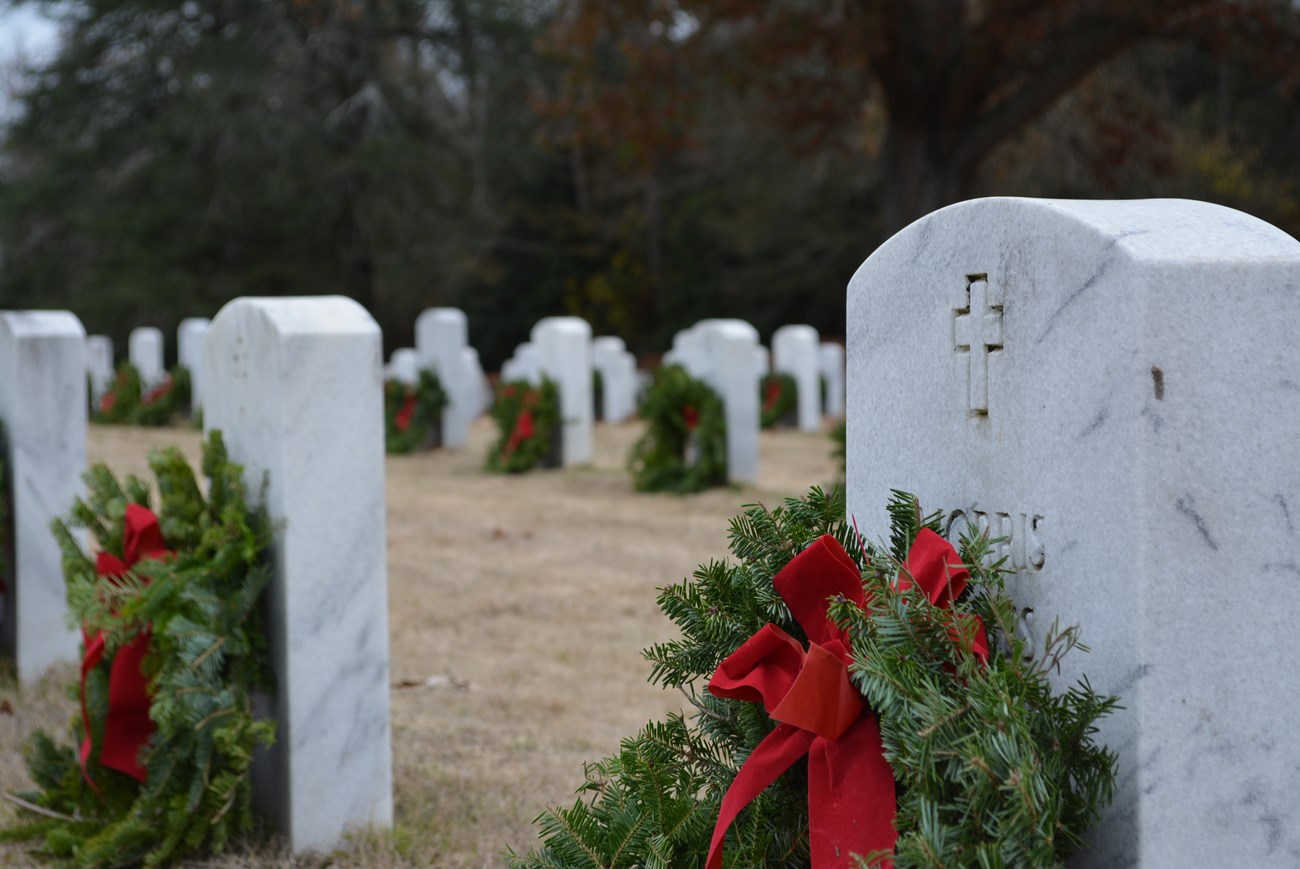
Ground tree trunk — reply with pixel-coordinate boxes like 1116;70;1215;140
879;121;973;238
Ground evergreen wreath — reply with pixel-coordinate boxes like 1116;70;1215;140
93;364;192;428
509;487;1118;868
1;431;276;868
627;364;728;494
384;369;449;454
760;372;797;429
486;379;560;473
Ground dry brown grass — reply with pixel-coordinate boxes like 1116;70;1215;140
1;417;838;868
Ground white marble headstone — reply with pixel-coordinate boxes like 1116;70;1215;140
531;316;593;466
754;345;771;377
203;296;392;853
462;347;490;416
846;197;1300;867
772;324;821;432
415;308;473;448
697;321;760;484
86;335;114;403
0;311;86;683
128;326;165;387
177;317;210;414
818;342;845;418
514;342;542;385
593;336;635;423
387;348;419;386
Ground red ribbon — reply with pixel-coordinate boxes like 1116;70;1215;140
141;375;173;406
682;404;699;432
502;409;535;460
80;504;170;789
897;528;989;660
394;392;417;433
706;530;987;868
763;380;782;412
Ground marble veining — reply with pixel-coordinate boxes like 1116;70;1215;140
847;197;1300;867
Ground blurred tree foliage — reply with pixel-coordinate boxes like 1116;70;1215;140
0;0;1296;366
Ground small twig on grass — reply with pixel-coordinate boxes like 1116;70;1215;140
2;791;78;822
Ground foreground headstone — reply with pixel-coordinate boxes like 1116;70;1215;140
772;324;821;432
414;308;472;448
531;316;593;466
0;311;85;683
128;326;165;387
204;296;392;853
177;317;210;414
86;335;114;404
819;342;845;418
387;348;419;386
846;197;1300;867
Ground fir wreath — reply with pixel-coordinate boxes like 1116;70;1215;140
1;432;275;868
385;369;449;454
761;372;798;429
509;487;1118;868
93;364;192;428
627;364;728;494
487;379;561;473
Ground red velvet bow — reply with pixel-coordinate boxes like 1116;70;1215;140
502;409;535;460
897;528;989;660
682;404;699;432
141;375;173;406
706;530;988;868
763;380;782;413
394;391;417;433
80;503;171;789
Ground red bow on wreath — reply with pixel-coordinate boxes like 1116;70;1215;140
394;391;418;433
682;404;699;432
706;530;986;869
502;409;535;460
80;503;172;789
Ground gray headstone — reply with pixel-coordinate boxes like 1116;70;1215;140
0;311;86;683
772;324;821;432
415;308;473;448
204;296;392;853
128;326;165;387
846;197;1300;867
531;316;593;466
86;335;114;404
593;336;634;423
387;348;419;386
697;321;760;484
177;317;210;414
819;342;845;418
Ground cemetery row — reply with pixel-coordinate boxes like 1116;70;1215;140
2;197;1298;867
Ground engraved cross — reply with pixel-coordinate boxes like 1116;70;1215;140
953;275;1003;415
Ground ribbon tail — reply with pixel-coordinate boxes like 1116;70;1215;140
706;723;816;869
78;629;107;794
808;714;897;868
98;630;155;782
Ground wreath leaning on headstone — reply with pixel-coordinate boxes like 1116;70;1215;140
92;364;192;428
385;369;449;454
0;432;275;869
760;371;798;429
509;486;1118;869
627;364;728;494
486;378;561;473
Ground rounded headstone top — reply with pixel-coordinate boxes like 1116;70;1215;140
211;296;379;337
0;310;86;338
415;307;468;329
531;316;592;341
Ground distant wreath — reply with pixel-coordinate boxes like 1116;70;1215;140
93;364;192;427
760;371;797;428
628;364;727;493
385;369;449;454
1;432;275;868
486;379;560;473
511;487;1119;868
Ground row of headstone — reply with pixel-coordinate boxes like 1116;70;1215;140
671;326;845;424
86;320;211;415
2;299;393;855
500;326;638;429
